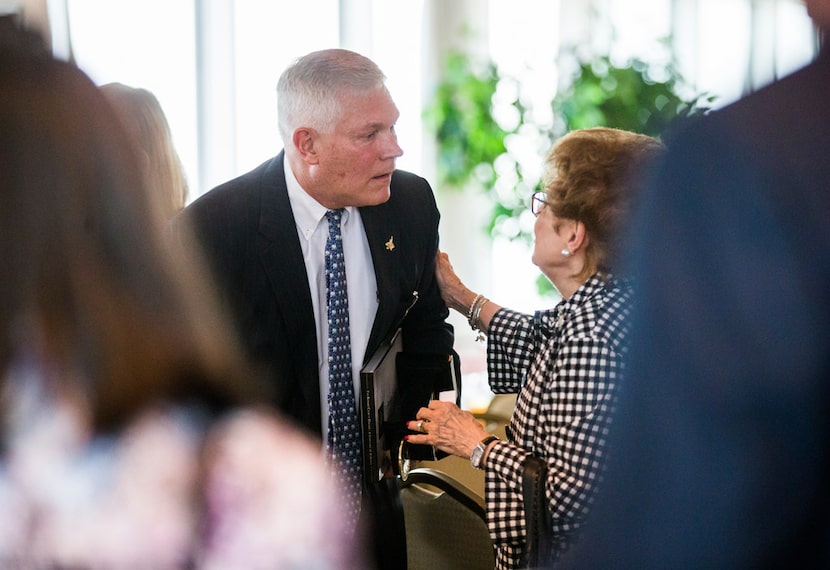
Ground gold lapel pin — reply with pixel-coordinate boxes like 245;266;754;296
385;236;395;251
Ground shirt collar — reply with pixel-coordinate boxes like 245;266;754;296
566;273;610;308
284;159;353;240
537;273;613;334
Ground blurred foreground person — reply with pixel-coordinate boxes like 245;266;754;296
561;2;830;568
101;81;189;219
0;30;363;569
407;128;664;568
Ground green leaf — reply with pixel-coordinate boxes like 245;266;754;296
423;42;715;271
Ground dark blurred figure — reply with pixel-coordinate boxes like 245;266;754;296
0;11;48;54
101;82;190;219
0;28;363;569
560;2;830;569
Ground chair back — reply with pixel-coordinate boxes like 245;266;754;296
400;467;495;570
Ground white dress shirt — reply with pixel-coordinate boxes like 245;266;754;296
284;160;379;440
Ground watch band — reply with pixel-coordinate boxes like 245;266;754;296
471;435;499;469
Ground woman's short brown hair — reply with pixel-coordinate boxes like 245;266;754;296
543;127;665;280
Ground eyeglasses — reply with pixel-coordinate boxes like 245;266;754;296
531;191;547;216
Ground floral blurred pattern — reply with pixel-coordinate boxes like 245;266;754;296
0;357;360;569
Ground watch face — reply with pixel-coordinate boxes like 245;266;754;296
472;436;497;469
471;445;483;468
399;441;411;481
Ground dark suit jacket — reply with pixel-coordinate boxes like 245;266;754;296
171;152;457;438
560;46;830;568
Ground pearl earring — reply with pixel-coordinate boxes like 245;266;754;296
561;248;571;257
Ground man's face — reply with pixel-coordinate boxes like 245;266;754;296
308;87;403;209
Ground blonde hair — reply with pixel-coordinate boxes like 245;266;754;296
101;83;189;219
1;46;266;436
543;127;665;281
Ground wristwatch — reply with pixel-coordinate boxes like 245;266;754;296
470;435;499;469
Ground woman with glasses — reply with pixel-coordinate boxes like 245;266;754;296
406;127;664;569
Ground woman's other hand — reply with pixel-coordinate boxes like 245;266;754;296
405;400;488;459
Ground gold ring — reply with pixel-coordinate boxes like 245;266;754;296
417;420;424;432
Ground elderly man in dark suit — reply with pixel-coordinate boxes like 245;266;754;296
560;2;830;568
171;48;458;569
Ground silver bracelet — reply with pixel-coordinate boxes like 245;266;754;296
470;296;487;328
468;294;489;342
466;293;483;325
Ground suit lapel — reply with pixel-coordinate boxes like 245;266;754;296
257;153;320;403
255;158;405;371
360;203;402;361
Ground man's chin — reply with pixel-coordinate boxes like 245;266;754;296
365;184;392;206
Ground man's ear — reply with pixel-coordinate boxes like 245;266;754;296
293;128;319;165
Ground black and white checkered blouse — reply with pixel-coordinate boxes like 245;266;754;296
483;274;634;569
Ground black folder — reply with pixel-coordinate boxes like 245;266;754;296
360;328;459;484
360;327;404;483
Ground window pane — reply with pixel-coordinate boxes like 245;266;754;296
233;1;340;175
68;0;198;193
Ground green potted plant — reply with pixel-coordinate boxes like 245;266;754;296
425;45;713;296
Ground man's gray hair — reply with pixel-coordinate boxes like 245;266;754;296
277;48;387;144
